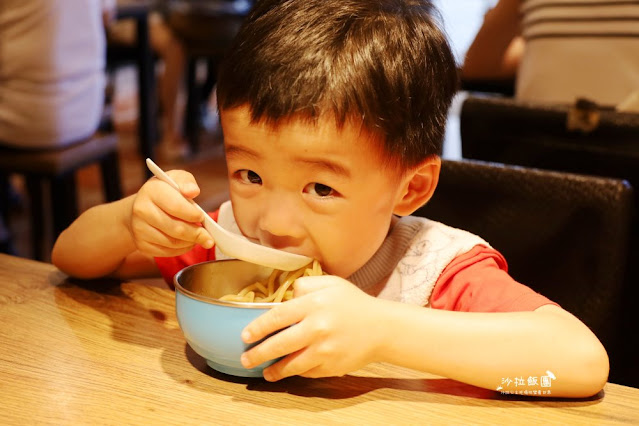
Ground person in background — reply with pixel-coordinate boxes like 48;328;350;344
0;0;110;148
462;0;639;107
52;0;608;398
0;0;112;254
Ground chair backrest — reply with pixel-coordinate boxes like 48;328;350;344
460;95;639;184
415;159;634;385
459;96;639;387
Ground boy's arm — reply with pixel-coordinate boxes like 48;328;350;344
51;195;157;279
241;276;608;398
52;170;213;280
375;302;608;398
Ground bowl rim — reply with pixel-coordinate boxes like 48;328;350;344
173;260;282;309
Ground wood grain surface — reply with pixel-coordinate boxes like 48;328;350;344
1;254;637;425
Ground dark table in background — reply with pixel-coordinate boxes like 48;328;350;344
112;0;157;177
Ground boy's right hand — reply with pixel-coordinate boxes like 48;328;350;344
128;169;214;257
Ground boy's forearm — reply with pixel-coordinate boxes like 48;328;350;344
375;302;608;398
52;195;139;279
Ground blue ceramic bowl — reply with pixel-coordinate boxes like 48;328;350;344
174;260;281;377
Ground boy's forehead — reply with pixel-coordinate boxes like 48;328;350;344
220;105;374;140
220;107;402;180
220;105;393;162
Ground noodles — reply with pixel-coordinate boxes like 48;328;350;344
219;260;323;303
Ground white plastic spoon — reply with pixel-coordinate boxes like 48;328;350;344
146;158;312;271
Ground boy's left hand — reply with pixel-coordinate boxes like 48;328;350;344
240;275;384;381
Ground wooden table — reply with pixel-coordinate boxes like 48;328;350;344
1;253;638;425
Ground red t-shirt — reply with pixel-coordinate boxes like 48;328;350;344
155;211;556;312
430;245;556;312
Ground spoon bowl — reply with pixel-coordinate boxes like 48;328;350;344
146;158;313;271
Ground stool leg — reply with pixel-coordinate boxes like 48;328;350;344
0;173;17;256
51;174;78;240
136;13;157;177
0;172;10;223
100;152;123;202
0;214;15;255
25;176;45;261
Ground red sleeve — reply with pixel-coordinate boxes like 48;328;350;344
154;210;220;289
430;245;559;312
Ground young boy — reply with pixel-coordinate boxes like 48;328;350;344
52;0;608;397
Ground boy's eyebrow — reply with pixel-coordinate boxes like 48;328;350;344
293;157;351;178
225;144;260;159
226;144;351;178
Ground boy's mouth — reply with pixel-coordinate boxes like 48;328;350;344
249;235;311;259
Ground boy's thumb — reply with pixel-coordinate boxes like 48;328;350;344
180;182;200;197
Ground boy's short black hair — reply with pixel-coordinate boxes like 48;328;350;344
217;0;458;169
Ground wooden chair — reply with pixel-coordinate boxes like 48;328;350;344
415;158;635;387
0;134;122;260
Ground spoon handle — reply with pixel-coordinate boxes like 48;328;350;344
146;158;182;191
145;158;209;216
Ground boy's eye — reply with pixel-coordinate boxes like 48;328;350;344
238;170;262;184
304;182;334;197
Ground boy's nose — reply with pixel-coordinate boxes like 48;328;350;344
257;196;304;246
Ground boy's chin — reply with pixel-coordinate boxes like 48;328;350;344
320;262;358;279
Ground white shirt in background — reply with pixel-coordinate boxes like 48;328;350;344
0;0;107;148
517;0;639;107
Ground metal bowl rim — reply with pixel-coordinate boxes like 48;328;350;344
174;260;281;309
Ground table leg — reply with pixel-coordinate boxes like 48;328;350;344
184;57;201;155
136;15;157;177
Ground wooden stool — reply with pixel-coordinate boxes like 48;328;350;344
0;134;123;260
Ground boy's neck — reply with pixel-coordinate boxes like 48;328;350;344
389;215;401;236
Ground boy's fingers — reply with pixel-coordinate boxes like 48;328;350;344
260;349;315;382
293;275;343;298
241;299;305;344
196;228;214;249
140;180;205;224
135;193;213;249
165;170;200;198
133;221;194;248
241;324;311;371
134;228;197;257
154;216;213;249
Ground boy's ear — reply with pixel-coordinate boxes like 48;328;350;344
393;156;441;216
